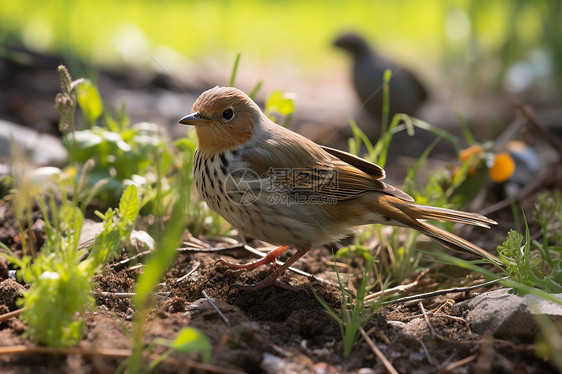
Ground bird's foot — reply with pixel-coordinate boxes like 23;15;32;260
215;245;290;274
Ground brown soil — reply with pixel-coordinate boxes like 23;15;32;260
0;196;558;373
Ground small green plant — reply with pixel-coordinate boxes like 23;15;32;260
496;192;562;293
1;168;140;347
0;67;146;347
89;184;141;268
533;190;562;266
67;119;174;206
264;89;297;127
313;256;384;357
56;69;175;209
433;191;562;299
2;167;90;347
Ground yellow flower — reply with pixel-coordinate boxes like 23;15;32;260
489;152;515;183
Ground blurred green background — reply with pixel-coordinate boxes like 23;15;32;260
1;0;561;96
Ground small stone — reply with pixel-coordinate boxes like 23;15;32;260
526;293;562;322
357;368;376;374
452;288;562;341
0;119;67;167
387;320;406;331
261;353;293;374
400;317;430;337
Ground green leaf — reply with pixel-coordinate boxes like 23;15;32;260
456;112;477;145
449;163;488;206
174;137;197;153
119;184;140;225
58;205;84;250
248;81;262;100
336;245;373;261
229;52;241;87
101;130;131;152
548;262;562;292
170;327;212;360
265;90;296;117
500;230;524;253
64;130;103;162
551;261;562;283
77;79;103;127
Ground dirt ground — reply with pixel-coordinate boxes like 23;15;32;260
1;48;561;373
0;197;559;373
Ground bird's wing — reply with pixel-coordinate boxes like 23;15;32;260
325;150;415;202
320;146;385;179
240;131;414;202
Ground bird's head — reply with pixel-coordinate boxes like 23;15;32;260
333;33;372;58
179;86;261;154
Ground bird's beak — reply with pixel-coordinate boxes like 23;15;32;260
179;112;212;126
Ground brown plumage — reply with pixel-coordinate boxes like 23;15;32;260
179;86;501;290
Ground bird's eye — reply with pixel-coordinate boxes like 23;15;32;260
222;108;234;120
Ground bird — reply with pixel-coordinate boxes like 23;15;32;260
334;32;428;125
179;86;501;291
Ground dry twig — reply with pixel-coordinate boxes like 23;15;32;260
202;290;230;326
441;353;478;373
359;327;399;374
365;268;429;302
0;345;245;374
175;261;201;283
0;308;25;323
418;301;435;336
382;277;507;305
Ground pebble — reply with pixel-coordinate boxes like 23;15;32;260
452;288;562;341
0;119;67;170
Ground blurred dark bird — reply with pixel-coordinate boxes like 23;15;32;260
334;33;429;124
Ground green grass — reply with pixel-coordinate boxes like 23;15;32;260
312;255;384;358
0;0;557;89
497;192;562;293
1;66;213;369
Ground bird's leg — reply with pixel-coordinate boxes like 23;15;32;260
229;249;307;292
216;245;290;273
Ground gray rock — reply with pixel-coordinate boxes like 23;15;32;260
79;219;154;253
261;353;296;374
526;292;562;320
79;220;105;249
0;119;67;167
453;288;562;341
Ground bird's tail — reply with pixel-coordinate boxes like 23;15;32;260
378;196;502;266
